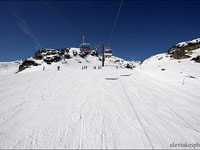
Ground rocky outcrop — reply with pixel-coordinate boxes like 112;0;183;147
34;48;62;64
61;48;71;59
18;47;96;72
17;47;138;72
191;56;200;63
168;38;200;59
60;48;70;55
18;59;39;72
90;50;98;57
79;52;87;58
72;50;78;57
33;48;60;60
18;48;64;72
172;49;190;59
44;55;61;64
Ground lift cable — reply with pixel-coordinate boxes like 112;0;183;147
108;0;124;44
41;0;84;36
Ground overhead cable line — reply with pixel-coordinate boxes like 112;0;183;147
41;0;83;36
108;0;124;43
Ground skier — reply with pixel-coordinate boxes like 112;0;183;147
43;66;45;71
57;66;60;71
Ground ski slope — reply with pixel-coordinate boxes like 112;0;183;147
0;52;200;149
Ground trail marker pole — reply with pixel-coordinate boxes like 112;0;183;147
182;78;185;85
102;44;105;67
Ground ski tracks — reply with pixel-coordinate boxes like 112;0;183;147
115;70;155;149
130;72;200;134
119;69;200;148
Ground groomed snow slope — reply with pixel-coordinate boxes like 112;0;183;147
0;52;200;149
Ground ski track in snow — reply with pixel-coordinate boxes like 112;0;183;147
129;72;200;134
0;59;200;149
116;72;155;149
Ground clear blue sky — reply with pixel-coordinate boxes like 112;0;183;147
0;0;200;62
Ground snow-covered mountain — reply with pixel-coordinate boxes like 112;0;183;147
168;37;200;59
0;39;200;149
176;38;200;47
15;47;138;73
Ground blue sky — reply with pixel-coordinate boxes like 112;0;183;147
0;0;200;62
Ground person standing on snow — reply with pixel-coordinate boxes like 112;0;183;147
57;66;60;71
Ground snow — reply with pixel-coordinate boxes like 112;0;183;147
0;50;200;149
141;48;200;85
176;38;200;47
69;47;81;55
0;61;21;75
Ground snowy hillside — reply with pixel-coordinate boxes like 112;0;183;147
0;42;200;149
0;61;21;75
141;48;200;85
176;38;200;47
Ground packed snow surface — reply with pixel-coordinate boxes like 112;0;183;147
0;51;200;149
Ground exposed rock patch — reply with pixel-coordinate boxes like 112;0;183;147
91;50;98;57
191;56;200;63
168;38;200;59
18;60;39;72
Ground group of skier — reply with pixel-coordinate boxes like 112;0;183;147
82;66;103;70
42;66;61;71
81;66;103;70
82;66;88;69
93;66;102;69
42;65;105;71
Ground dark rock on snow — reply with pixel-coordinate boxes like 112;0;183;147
72;50;78;57
168;39;200;59
191;56;200;63
18;60;39;72
79;52;87;58
90;50;98;57
33;48;61;60
18;47;94;72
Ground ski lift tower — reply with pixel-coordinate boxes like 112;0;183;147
102;43;105;67
98;43;105;67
